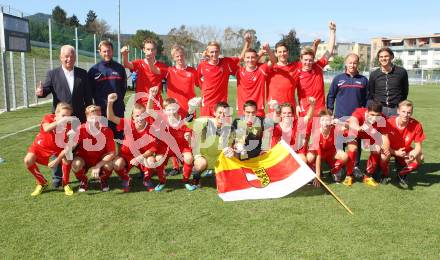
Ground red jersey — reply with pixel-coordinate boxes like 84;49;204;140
236;63;270;115
116;118;157;155
167;124;192;153
296;56;328;116
387;116;425;151
32;114;69;153
350;108;389;145
166;66;198;117
266;62;297;107
131;59;168;105
197;57;239;108
317;126;337;155
75;123;115;161
271;120;298;148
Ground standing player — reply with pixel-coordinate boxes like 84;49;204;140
88;40;127;139
326;53;369;178
23;102;75;196
197;33;251;116
296;22;336;117
266;39;320;114
343;101;391;187
307;110;348;186
382;100;425;187
70;105;130;192
107;93;162;192
121;39;168;107
165;45;200;176
236;42;276;117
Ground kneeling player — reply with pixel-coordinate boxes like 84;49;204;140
71;105;127;192
150;97;199;191
307;110;348;186
270;98;316;162
343;101;391;187
107;93;161;192
192;102;233;187
24;102;75;196
383;100;425;187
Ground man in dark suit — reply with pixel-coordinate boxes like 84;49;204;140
36;45;93;123
36;44;93;187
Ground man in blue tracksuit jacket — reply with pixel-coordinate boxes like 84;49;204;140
327;53;368;177
88;40;127;139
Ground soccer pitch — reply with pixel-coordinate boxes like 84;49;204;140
0;84;439;259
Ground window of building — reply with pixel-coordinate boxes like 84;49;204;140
420;60;428;65
408;50;415;55
407;60;415;66
434;60;440;66
421;50;428;55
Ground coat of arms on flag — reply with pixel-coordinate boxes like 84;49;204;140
214;140;316;201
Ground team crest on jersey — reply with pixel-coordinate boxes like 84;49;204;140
337;80;346;86
355;81;362;85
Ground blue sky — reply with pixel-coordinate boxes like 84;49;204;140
2;0;440;45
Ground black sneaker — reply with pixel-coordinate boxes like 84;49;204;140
332;169;343;183
398;174;408;188
353;167;364;180
380;177;391;185
166;168;180;176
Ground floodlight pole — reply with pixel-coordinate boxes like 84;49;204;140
75;27;79;65
94;33;97;64
48;18;53;69
117;0;121;63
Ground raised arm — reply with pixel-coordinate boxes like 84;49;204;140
326;21;336;58
121;46;134;70
312;38;321;56
239;32;253;60
262;43;277;67
146;86;159;118
106;93;121;124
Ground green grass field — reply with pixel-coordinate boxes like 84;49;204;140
0;85;439;259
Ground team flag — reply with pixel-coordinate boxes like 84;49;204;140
214;140;316;201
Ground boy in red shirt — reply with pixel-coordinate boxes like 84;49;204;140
307;110;348;186
121;39;168;107
107;93;162;192
70;105;129;192
24;102;75;196
270;97;316;162
146;87;199;191
343;101;391;187
383;100;425;187
165;45;200;175
197;33;251;116
296;22;336;117
236;42;276;117
266;39;320;114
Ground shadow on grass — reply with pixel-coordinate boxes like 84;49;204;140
385;163;440;190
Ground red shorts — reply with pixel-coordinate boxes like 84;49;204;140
320;150;338;168
77;156;102;170
28;144;59;166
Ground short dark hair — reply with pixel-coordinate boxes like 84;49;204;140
243;100;257;110
143;38;157;49
275;41;289;51
215;101;230;111
377;47;394;59
367;100;383;113
244;48;258;55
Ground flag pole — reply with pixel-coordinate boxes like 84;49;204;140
316;177;354;215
